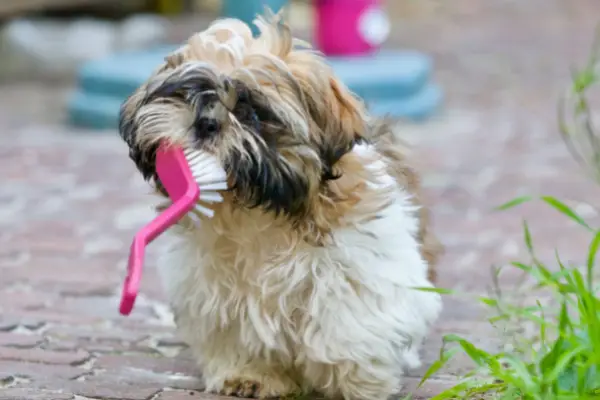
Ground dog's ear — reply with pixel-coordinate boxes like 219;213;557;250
118;87;160;182
326;77;366;140
300;75;367;182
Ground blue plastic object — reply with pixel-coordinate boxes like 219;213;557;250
68;91;123;130
68;48;442;130
329;51;433;100
77;46;177;100
221;0;288;35
366;84;442;120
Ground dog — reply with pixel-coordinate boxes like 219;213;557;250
118;14;443;400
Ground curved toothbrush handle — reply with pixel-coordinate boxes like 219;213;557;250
119;189;199;316
119;237;144;315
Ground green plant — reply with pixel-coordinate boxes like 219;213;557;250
414;29;600;400
417;197;600;399
558;27;600;183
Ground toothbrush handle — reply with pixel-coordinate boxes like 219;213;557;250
119;192;198;315
119;237;144;315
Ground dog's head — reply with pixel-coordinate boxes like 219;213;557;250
119;14;376;234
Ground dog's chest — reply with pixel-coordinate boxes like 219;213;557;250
159;191;426;354
166;207;409;314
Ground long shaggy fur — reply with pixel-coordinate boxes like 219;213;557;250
118;13;442;400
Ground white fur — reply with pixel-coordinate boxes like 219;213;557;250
157;146;442;400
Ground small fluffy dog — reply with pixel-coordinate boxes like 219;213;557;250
118;14;442;400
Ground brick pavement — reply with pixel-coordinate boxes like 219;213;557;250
2;1;600;399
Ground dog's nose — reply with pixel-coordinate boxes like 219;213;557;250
194;117;220;140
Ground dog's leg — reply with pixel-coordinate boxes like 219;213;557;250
175;314;300;399
295;287;440;400
203;358;300;398
298;353;401;400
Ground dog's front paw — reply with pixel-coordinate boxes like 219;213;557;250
221;378;262;398
216;374;300;398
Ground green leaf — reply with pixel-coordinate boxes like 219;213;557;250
443;335;496;368
430;378;506;400
429;380;481;400
464;382;506;396
417;347;460;388
533;260;556;285
411;287;455;295
558;301;573;333
523;220;534;254
540;337;567;375
495;196;532;211
586;230;600;290
546;345;586;384
479;296;499;307
511;262;532;273
537;299;547;347
540;196;593;231
557;255;578;291
501;356;537;393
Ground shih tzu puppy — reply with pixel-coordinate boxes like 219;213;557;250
118;13;442;400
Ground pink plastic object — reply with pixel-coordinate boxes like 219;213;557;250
119;142;200;316
315;0;387;56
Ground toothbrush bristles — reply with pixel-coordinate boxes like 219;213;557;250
195;203;215;218
199;192;223;203
184;148;228;218
198;182;228;191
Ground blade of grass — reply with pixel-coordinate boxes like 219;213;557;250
496;196;533;211
545;345;587;385
417;347;460;388
411;287;455;295
585;230;600;291
523;220;534;255
540;196;593;232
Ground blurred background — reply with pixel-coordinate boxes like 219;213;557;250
1;1;600;399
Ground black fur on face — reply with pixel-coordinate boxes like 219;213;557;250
118;66;360;220
117;66;220;186
224;80;312;218
118;106;159;183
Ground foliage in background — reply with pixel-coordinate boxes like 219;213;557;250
558;27;600;183
414;30;600;400
416;196;600;400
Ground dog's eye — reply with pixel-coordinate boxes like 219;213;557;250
236;86;250;102
253;104;278;125
251;112;260;126
233;104;261;131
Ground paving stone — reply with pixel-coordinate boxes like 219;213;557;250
46;325;148;343
95;353;199;375
155;391;224;400
401;376;458;399
0;310;103;326
0;286;54;310
0;348;90;366
54;381;161;400
0;333;43;348
0;388;74;400
84;370;203;391
0;360;85;381
43;326;149;353
0;320;19;332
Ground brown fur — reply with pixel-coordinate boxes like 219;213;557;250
119;13;441;282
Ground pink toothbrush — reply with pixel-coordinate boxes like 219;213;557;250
119;141;227;315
